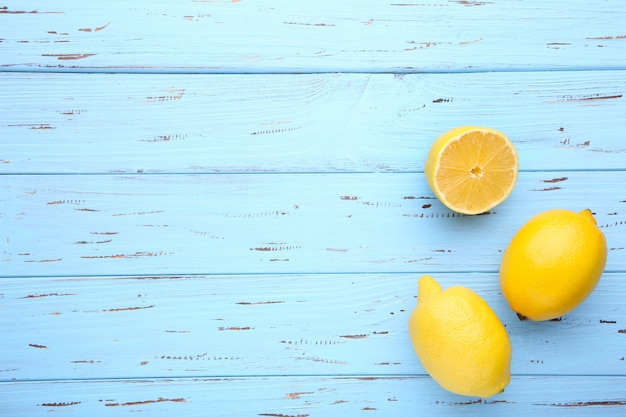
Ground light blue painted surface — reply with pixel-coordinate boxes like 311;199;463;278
1;71;625;174
1;172;625;276
1;1;626;415
1;1;626;73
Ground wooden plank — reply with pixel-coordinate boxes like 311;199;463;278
1;272;625;382
1;1;624;414
2;172;625;277
1;375;626;416
1;1;626;73
1;71;625;174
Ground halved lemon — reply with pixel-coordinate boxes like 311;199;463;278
424;126;518;215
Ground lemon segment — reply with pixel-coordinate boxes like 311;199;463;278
424;126;518;215
500;209;608;321
408;275;512;398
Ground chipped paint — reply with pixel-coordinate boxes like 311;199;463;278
559;139;591;149
143;88;185;103
281;339;345;346
452;0;494;6
112;210;164;216
60;109;88;115
81;252;170;259
236;301;285;305
141;134;188;142
549;94;623;103
251;127;300;136
8;123;55;130
103;305;155;313
41;53;96;60
0;6;63;14
541;400;626;407
259;414;309;417
531;186;562;192
285;392;314;399
75;239;112;244
105;398;186;407
586;35;626;40
459;37;484;45
39;401;81;407
18;293;77;299
251;245;301;252
296;356;347;365
28;344;48;349
24;258;63;263
78;22;111;32
283;21;336;27
227;210;292;219
218;326;253;331
544;177;568;183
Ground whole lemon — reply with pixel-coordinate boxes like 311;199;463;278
500;209;607;321
408;275;511;398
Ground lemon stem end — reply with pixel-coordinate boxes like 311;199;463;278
417;275;442;306
578;209;597;226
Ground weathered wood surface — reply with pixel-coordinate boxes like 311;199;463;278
1;1;626;73
1;272;626;382
1;172;625;276
1;71;625;174
2;0;626;415
2;376;626;416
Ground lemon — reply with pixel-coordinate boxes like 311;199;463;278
408;275;512;398
424;126;518;215
500;209;608;321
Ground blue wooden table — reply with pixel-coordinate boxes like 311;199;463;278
1;1;626;415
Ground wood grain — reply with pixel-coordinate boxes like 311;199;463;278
1;272;625;382
1;1;626;72
1;71;624;174
2;0;625;414
2;376;626;416
2;172;625;277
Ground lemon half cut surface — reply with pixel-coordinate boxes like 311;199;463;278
408;275;512;398
424;126;518;215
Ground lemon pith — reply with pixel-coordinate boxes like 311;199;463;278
408;275;512;398
500;209;608;321
424;126;518;215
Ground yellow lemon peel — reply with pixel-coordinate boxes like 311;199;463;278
409;275;512;398
500;208;607;321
